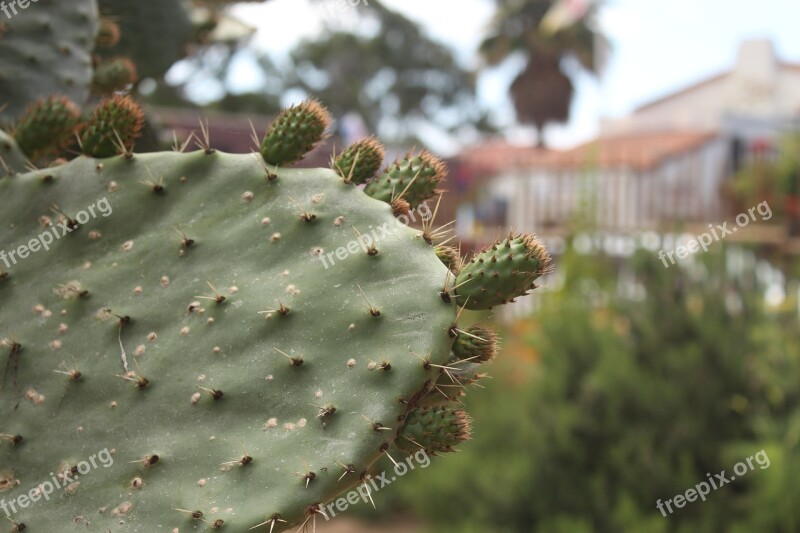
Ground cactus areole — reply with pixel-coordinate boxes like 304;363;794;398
0;100;550;531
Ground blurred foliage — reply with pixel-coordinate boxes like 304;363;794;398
360;246;800;532
481;0;606;145
141;0;489;146
288;0;490;144
728;134;800;228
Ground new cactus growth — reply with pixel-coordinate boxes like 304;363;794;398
395;406;472;455
364;150;447;209
91;58;138;95
79;94;145;158
333;137;386;185
455;233;552;309
259;100;332;166
451;325;500;364
11;96;81;162
0;100;550;531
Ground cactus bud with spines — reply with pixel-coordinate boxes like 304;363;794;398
11;96;81;162
0;99;550;531
92;57;138;95
364;150;447;208
96;17;122;48
79;94;144;158
452;325;500;364
260;99;332;166
455;233;551;310
396;406;472;455
435;244;461;273
333;136;386;184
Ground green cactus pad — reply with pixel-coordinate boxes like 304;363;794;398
11;96;81;162
0;146;459;530
455;234;551;310
0;0;98;126
80;95;145;158
333;137;386;185
260;100;332;167
0;130;28;177
363;151;447;209
395;406;472;455
97;0;193;79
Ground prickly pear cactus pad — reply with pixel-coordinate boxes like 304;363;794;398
0;130;28;177
97;0;193;79
0;0;99;125
0;102;550;531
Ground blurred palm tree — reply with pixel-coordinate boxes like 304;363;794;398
481;0;607;146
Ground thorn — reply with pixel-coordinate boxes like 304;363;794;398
195;280;226;304
273;347;303;367
111;128;134;159
174;226;195;249
171;130;196;153
116;323;130;373
258;299;290;317
352;226;378;256
356;284;381;317
195;118;215;154
250;514;286;532
295;470;316;488
287;195;316;222
198;386;224;400
141;166;165;193
0;433;22;446
115;358;148;389
173;509;205;520
336;461;356;482
253;152;278;181
129;454;159;467
361;414;392;432
383;450;399;468
248;119;261;152
53;356;81;381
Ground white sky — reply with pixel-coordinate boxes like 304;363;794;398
226;0;800;149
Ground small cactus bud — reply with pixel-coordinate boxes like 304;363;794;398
80;95;144;158
260;99;331;166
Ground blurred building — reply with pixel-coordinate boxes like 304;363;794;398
455;39;800;246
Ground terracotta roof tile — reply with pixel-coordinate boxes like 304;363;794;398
460;131;719;174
